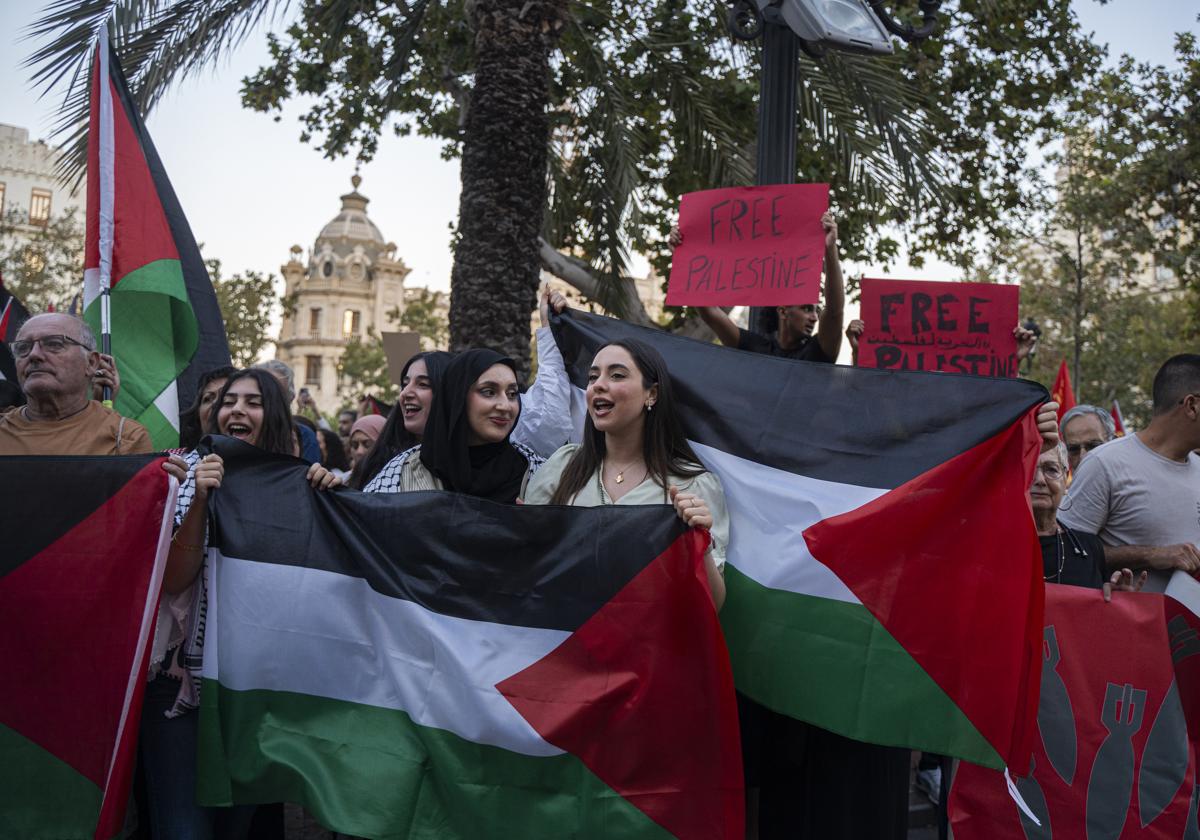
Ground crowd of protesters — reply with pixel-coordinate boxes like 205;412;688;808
1;212;1198;840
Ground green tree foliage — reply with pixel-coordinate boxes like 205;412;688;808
0;206;84;313
389;287;449;349
207;258;280;367
29;0;1108;351
974;34;1200;428
338;328;399;403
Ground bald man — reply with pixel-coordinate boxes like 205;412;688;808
0;313;152;455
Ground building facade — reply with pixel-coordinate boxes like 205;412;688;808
276;176;410;415
0;123;83;230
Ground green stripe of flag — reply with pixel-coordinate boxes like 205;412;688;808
0;723;102;839
197;682;674;840
85;258;197;448
720;566;1003;768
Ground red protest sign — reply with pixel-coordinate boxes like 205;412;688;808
665;184;829;307
950;579;1200;839
857;278;1020;377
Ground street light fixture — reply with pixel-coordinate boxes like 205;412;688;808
728;0;942;335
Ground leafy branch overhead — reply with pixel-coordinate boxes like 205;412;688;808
30;0;1107;293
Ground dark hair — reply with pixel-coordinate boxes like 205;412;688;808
178;365;236;449
353;351;454;489
318;427;351;471
293;414;317;432
549;339;702;504
204;368;296;456
339;408;358;421
1152;354;1200;415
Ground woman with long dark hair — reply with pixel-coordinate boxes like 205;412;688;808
359;350;453;490
522;339;727;607
177;365;236;450
140;369;340;840
384;349;543;501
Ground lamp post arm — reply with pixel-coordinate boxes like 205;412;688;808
867;0;941;43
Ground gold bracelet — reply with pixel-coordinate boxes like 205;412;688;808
172;536;204;553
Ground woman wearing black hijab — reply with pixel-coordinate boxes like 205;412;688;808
386;348;543;502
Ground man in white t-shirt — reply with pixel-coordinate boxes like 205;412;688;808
1059;354;1200;575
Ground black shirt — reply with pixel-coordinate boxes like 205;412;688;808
736;328;835;363
1040;526;1106;589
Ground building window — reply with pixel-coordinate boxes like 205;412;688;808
342;309;362;338
305;355;322;386
0;182;6;215
322;260;334;278
29;189;51;226
308;307;322;337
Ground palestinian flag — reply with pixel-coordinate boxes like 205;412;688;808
551;310;1048;771
0;273;31;383
84;27;230;447
197;437;742;839
0;455;176;839
951;573;1200;838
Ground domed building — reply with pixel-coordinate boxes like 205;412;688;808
276;176;410;415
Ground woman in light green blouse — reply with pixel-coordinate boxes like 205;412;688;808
522;338;727;608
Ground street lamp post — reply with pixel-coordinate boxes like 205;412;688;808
728;0;942;337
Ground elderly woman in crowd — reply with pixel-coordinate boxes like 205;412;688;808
1031;438;1145;596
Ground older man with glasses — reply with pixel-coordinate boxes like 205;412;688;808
0;313;152;455
1059;404;1116;475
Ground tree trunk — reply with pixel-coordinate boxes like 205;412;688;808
448;0;563;381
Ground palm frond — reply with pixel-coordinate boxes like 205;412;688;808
25;0;290;187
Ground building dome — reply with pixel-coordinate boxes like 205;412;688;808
315;174;386;257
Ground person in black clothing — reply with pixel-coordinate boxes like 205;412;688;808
1032;441;1146;595
688;211;845;363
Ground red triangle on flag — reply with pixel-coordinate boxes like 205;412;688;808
0;461;167;788
498;528;744;839
803;409;1045;770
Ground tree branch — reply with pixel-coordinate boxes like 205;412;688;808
536;237;716;342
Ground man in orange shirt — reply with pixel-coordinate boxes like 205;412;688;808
0;313;153;455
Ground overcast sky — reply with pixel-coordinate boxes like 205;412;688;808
0;0;1196;300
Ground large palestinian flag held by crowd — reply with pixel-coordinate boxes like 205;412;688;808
0;455;176;839
551;310;1048;771
196;436;742;839
951;574;1200;838
84;29;230;447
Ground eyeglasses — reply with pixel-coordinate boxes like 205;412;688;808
10;335;89;358
1065;441;1105;456
1035;462;1064;480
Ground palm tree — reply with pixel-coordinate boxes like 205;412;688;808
27;0;948;374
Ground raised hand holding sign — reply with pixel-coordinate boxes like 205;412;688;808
666;184;829;307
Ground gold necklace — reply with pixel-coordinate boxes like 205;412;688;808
604;457;643;485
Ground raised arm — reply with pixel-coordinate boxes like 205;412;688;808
695;307;741;348
669;225;741;348
815;212;845;361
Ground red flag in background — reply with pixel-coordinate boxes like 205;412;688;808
1112;400;1127;436
1051;361;1076;422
